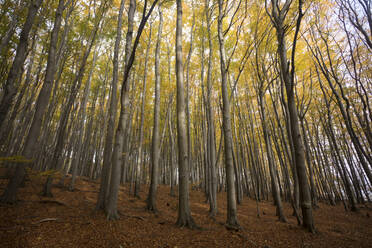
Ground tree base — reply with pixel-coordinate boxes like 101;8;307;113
146;205;158;213
57;176;65;188
0;165;26;204
68;185;75;192
278;214;287;223
276;206;287;223
225;223;241;231
304;224;316;234
0;190;17;204
350;204;359;212
170;188;175;197
42;192;54;198
208;209;218;219
146;198;158;213
226;212;240;230
106;209;120;220
95;202;104;211
42;176;54;198
302;203;316;233
176;215;199;229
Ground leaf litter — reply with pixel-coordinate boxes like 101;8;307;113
1;175;371;247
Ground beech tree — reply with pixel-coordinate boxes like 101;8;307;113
0;0;43;133
105;0;159;220
217;0;239;229
266;0;315;232
175;0;197;229
147;4;163;212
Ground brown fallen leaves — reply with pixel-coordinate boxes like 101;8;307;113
0;176;371;248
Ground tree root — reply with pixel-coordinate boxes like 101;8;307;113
118;210;145;221
225;223;241;231
146;205;158;214
278;215;288;223
176;216;201;230
106;209;120;220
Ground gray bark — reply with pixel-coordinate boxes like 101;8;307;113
147;5;163;212
268;0;315;232
69;46;98;191
0;0;43;132
106;0;136;220
105;0;158;220
205;0;218;217
135;23;152;198
258;92;287;222
96;0;125;211
217;0;239;229
175;0;197;229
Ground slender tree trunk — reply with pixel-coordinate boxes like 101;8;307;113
0;8;19;57
95;0;123;204
269;0;315;232
205;0;218;217
169;112;176;197
175;0;197;229
217;0;239;229
0;0;43;130
185;1;195;177
69;46;98;191
135;24;152;198
44;13;101;196
258;92;287;222
105;0;136;219
0;0;66;204
301;118;318;207
105;0;158;220
147;5;163;212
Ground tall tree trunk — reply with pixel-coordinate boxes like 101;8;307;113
105;0;136;219
217;0;239;229
135;24;152;198
69;46;98;191
105;0;158;220
0;0;65;204
147;5;163;212
185;0;195;176
258;91;287;222
96;0;125;211
301;117;318;208
175;0;197;229
169;112;177;197
268;0;315;232
0;0;43;130
0;7;19;57
205;0;218;217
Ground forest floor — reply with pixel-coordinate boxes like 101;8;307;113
1;174;371;248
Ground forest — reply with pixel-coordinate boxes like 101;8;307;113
0;0;371;247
